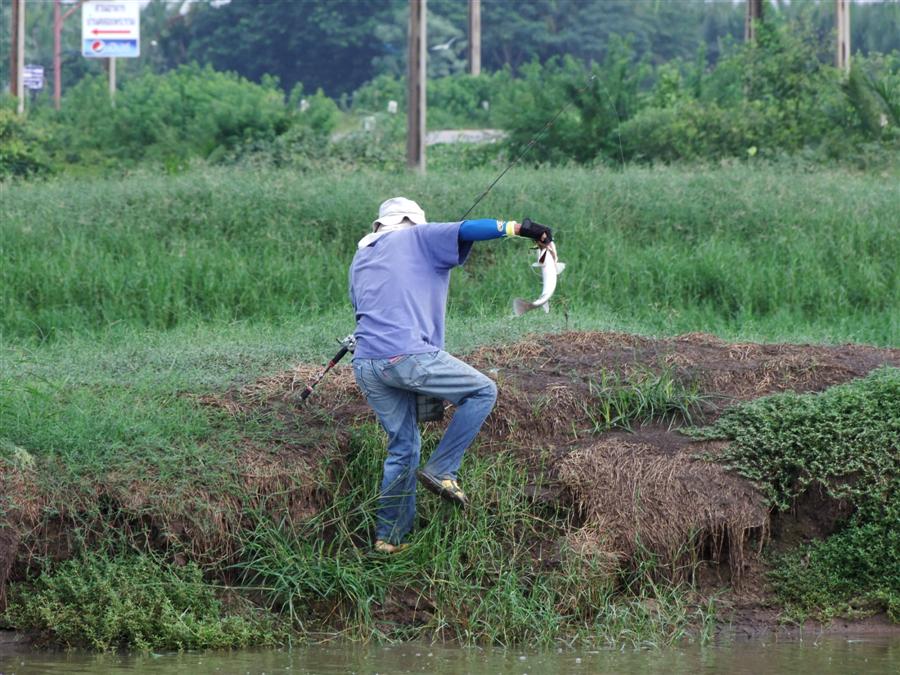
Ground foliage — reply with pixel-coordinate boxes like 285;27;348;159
161;0;396;96
45;65;290;167
0;103;52;178
769;519;900;623
497;20;899;165
692;368;900;620
4;553;278;651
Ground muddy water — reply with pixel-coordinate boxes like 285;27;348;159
1;637;899;675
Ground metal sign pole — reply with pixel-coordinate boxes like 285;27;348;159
109;56;116;104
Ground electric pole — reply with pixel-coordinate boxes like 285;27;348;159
54;0;85;110
745;0;763;43
11;0;25;114
407;0;426;172
836;0;850;73
468;0;481;76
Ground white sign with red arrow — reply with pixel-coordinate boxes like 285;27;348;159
82;1;140;58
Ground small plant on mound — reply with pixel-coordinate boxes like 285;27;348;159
690;367;900;621
584;367;705;433
4;552;280;651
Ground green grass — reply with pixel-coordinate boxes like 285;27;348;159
1;162;897;648
582;367;706;433
1;164;897;345
236;427;712;648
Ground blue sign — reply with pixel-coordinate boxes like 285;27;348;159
82;38;139;58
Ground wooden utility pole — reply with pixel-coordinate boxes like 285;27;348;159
407;0;426;172
745;0;764;43
11;0;25;114
54;0;85;110
9;0;18;99
467;0;481;76
836;0;851;72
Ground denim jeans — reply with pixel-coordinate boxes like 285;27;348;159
352;350;498;544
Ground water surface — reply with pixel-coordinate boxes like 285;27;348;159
1;636;898;674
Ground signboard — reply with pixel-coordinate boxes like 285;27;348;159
82;1;140;58
23;65;45;90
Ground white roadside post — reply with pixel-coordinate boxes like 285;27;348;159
82;1;141;104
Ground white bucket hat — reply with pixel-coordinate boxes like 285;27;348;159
372;197;426;231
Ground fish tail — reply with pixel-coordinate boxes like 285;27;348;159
541;301;550;313
513;298;533;316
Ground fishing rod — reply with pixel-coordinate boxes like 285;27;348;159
460;73;598;221
298;333;356;402
299;73;607;405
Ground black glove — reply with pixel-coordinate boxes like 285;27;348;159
520;217;553;245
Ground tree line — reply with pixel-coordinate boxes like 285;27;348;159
2;0;899;97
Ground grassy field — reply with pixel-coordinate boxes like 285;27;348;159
1;164;897;649
2;164;897;346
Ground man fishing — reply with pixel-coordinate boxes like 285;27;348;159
349;197;552;554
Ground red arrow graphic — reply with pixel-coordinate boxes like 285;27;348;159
92;29;131;35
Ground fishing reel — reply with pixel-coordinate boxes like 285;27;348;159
339;333;357;353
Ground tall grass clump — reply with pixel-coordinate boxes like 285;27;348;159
581;367;705;433
691;367;900;621
236;423;712;647
2;164;897;345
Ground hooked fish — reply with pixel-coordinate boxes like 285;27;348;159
513;242;566;316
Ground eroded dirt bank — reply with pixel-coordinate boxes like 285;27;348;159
2;331;898;630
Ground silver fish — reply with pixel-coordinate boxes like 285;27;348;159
513;242;566;316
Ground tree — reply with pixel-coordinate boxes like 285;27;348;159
160;0;397;97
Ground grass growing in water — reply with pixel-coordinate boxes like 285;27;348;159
690;367;900;621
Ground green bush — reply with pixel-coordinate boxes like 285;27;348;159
617;100;764;162
692;368;900;620
4;553;278;651
51;65;290;166
0;104;52;178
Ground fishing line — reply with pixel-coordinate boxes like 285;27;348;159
301;69;629;403
460;74;597;220
460;69;629;220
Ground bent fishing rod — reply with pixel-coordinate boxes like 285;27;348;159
299;75;599;404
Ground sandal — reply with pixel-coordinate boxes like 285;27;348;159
416;469;468;508
374;539;409;554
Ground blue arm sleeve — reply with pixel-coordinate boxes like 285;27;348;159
458;219;505;241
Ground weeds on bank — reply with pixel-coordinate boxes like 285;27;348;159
3;552;281;651
236;423;714;647
582;367;705;433
692;367;900;621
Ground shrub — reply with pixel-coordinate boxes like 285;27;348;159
53;65;290;166
692;368;900;620
0;104;52;178
4;552;278;651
